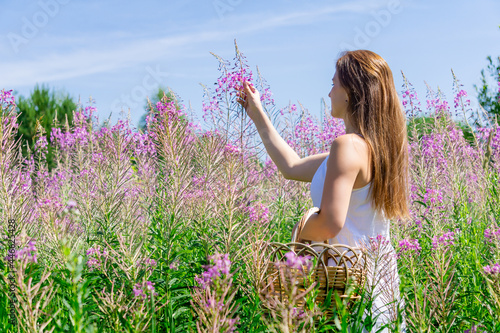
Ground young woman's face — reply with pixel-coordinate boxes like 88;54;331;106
329;72;349;119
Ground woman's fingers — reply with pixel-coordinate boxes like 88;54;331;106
237;80;260;112
236;90;246;106
243;80;256;94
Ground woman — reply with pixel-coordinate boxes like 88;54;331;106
238;50;409;331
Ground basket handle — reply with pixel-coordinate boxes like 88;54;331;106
291;207;329;245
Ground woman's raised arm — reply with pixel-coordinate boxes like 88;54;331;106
238;80;328;182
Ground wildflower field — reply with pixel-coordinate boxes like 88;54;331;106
1;47;500;333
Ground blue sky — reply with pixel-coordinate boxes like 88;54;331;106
1;0;499;131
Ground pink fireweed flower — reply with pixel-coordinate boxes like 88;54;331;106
484;228;500;243
0;89;16;107
432;231;455;250
453;89;470;108
369;234;391;251
223;143;241;156
464;325;483;333
423;188;444;205
86;245;108;257
291;307;306;319
34;135;49;159
85;245;108;271
195;253;232;290
155;100;184;122
263;158;278;178
146;281;156;292
400;79;423;118
7;240;38;263
245;202;270;224
133;284;146;298
280;252;313;272
133;281;158;300
483;263;500;276
397;238;421;258
206;299;225;311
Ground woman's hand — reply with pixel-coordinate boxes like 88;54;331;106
237;80;264;122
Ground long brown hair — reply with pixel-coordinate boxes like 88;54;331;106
336;50;410;221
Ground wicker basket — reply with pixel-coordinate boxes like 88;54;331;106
261;207;366;315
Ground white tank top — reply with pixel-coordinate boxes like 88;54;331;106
309;155;391;247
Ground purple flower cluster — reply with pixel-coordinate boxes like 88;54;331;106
86;245;108;271
291;306;306;319
224;143;241;156
464;325;485;333
34;135;49;159
397;238;421;258
215;66;252;96
201;129;220;139
130;131;157;158
202;98;220;125
451;74;473;120
262;158;278;178
317;116;345;153
245;202;270;224
453;89;470;109
401;90;417;106
8;240;38;263
71;103;99;128
293;114;320;152
202;47;274;134
483;263;500;276
420;133;448;170
432;231;455;250
426;97;450;117
195;253;232;290
133;280;158;299
423;188;444;205
184;174;209;200
206;298;225;310
400;78;423;118
155;100;184;123
484;228;500;243
0;89;16;107
192;175;207;186
368;234;391;251
279;104;297;116
279;252;312;272
50;126;91;153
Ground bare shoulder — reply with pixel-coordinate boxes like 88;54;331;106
329;134;368;169
330;134;371;187
332;134;368;155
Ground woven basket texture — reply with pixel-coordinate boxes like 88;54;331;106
261;208;367;316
